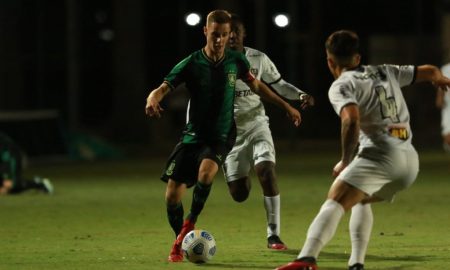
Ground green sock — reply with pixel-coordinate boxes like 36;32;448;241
167;202;184;237
188;182;212;223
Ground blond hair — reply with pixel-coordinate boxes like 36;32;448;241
206;10;231;26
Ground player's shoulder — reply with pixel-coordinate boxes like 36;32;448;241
244;47;266;58
225;48;247;59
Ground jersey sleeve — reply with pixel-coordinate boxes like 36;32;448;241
384;64;415;88
164;55;192;90
236;52;255;83
260;53;281;84
328;80;357;115
259;53;306;100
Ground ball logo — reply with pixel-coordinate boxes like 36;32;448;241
201;231;213;241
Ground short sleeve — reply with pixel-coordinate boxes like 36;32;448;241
260;54;281;84
328;81;357;115
384;65;415;88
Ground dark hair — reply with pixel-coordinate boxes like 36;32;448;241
206;10;231;25
325;30;359;63
230;13;245;34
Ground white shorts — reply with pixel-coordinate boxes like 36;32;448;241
336;146;419;202
223;123;275;182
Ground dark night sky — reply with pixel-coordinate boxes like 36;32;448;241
1;0;449;156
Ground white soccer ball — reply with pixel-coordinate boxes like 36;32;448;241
181;229;216;263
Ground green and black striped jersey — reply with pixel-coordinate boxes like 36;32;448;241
164;48;254;144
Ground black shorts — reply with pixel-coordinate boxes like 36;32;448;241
160;141;232;188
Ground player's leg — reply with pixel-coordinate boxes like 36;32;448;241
251;128;286;250
160;143;197;262
187;158;218;223
223;135;252;202
254;160;286;249
227;176;251;202
441;105;450;153
443;133;450;153
275;180;367;270
166;179;188;262
8;176;53;194
348;202;373;270
165;179;187;237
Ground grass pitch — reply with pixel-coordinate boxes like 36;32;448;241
0;147;449;270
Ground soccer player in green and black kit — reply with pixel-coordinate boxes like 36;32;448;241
145;10;301;262
0;132;53;195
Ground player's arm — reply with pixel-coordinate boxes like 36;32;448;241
333;104;360;177
270;79;315;110
415;65;450;91
145;82;171;118
246;79;301;126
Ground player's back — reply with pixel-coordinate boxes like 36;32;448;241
329;65;416;149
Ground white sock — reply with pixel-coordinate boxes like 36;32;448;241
264;194;280;237
348;203;373;266
298;199;345;259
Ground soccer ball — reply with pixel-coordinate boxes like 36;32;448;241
181;229;216;263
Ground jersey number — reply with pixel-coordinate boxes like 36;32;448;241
375;86;399;123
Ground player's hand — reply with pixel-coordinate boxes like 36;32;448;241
286;106;301;127
332;160;348;178
432;75;450;92
145;96;164;118
299;94;315;110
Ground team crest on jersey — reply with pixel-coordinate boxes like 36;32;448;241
250;68;259;76
228;73;237;87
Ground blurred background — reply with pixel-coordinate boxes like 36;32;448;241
1;0;450;160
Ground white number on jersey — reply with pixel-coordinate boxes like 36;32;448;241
375;86;400;123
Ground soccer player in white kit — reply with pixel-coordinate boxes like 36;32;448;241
223;14;315;250
275;30;450;270
436;63;450;152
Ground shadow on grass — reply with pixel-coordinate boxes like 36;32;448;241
262;250;427;270
197;263;272;269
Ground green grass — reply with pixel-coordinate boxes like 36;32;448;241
0;148;449;270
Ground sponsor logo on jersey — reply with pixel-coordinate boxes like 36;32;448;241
389;127;408;140
235;89;255;97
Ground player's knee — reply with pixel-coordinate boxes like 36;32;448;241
228;178;250;202
255;163;275;184
231;188;249;202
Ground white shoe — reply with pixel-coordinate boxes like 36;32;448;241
42;178;54;194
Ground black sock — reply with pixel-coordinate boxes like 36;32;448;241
188;182;212;223
297;257;316;264
167;202;184;237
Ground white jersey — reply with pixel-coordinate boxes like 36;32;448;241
441;63;450;135
328;65;416;149
234;47;304;134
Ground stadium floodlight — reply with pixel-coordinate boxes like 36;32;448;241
185;12;201;26
273;13;290;28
